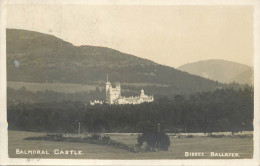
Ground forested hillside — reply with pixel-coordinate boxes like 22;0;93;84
7;29;224;95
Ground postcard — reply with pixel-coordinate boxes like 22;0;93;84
0;0;259;165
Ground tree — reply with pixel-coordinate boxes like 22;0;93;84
138;132;170;151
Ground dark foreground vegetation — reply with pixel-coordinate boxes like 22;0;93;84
24;131;170;152
25;133;140;153
8;87;253;134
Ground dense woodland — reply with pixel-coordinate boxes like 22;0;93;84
7;87;253;133
6;81;248;104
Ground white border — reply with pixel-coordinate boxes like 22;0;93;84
253;0;260;165
3;0;255;5
0;0;259;165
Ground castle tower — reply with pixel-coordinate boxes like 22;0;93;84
140;89;145;97
105;74;111;104
115;82;121;96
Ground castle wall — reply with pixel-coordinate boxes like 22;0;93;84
105;81;153;105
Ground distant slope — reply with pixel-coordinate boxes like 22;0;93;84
229;68;253;85
178;60;253;85
7;29;224;95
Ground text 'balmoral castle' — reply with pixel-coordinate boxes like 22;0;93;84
90;75;154;105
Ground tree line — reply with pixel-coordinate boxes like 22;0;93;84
7;87;253;133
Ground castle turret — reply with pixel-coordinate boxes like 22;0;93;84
115;82;121;96
140;89;145;97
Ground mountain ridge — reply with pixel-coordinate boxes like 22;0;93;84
178;59;253;85
7;28;226;95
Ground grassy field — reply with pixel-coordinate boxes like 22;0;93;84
7;82;100;93
7;82;169;93
8;130;253;159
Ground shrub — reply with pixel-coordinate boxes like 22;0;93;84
46;134;63;141
234;134;253;138
138;132;170;151
102;136;110;141
24;136;44;140
209;134;225;138
186;135;193;138
158;133;171;151
89;134;101;140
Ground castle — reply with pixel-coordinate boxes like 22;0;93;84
105;75;154;105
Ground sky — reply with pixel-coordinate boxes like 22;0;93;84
6;4;253;68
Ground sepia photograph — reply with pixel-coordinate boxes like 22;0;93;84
0;0;259;165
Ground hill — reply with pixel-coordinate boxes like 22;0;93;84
178;59;253;85
7;29;224;95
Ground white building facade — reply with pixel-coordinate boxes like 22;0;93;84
105;79;154;105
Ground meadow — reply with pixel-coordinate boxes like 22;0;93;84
8;130;253;159
7;82;168;93
7;82;100;93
